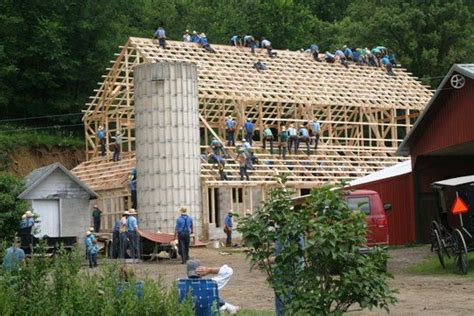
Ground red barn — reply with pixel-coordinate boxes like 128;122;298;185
351;64;474;244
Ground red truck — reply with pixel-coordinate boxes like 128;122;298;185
293;189;391;247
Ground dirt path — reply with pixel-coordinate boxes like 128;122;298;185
133;245;474;315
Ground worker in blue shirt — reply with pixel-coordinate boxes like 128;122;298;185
126;209;139;262
191;31;200;43
112;217;121;259
381;56;395;76
298;125;311;155
229;33;242;46
210;137;225;156
89;239;99;268
153;26;167;49
174;207;193;264
309;44;321;62
198;33;216;53
243;119;254;146
19;214;27;229
310;119;321;150
209;154;228;180
225;116;236;147
85;230;93;260
129;168;137;209
224;210;234;247
344;46;353;61
97;125;107;156
335;49;349;68
2;238;26;272
25;210;35;228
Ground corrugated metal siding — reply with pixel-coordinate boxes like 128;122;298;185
412;79;474;157
351;173;415;245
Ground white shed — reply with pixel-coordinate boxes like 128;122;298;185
18;162;98;239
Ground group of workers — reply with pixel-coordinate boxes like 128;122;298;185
153;26;398;75
208;116;321;181
96;126;125;161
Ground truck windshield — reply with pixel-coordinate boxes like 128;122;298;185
346;197;371;215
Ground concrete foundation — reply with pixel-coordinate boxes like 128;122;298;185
134;62;201;236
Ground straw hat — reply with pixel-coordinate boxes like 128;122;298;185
21;214;26;219
228;210;234;215
89;226;95;232
25;211;33;217
128;208;137;215
282;126;286;131
86;231;91;236
290;124;294;128
180;207;188;213
200;33;206;37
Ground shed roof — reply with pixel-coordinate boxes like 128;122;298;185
349;159;412;186
397;64;474;156
18;162;98;199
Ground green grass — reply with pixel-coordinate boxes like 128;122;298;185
239;310;274;316
407;252;474;277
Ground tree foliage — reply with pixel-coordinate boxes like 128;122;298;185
1;0;473;123
0;172;28;241
239;180;397;315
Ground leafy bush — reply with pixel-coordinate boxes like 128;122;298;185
0;245;194;315
239;180;397;315
0;172;28;240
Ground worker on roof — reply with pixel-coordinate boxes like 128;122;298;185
243;118;254;146
244;35;258;54
225;116;236;147
287;124;298;155
261;37;277;58
198;33;216;53
366;50;378;67
279;126;289;159
229;33;242;46
183;30;191;42
308;44;321;62
174;207;193;264
298;124;311;155
381;55;395;76
352;48;361;64
153;26;167;49
92;204;102;233
263;124;274;154
254;60;267;72
112;129;124;162
343;45;353;61
324;51;335;63
335;49;349;68
191;30;200;43
129;168;137;209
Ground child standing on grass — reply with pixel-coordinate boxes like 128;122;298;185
89;239;99;268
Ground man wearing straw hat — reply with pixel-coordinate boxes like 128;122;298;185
126;209;139;262
224;210;234;247
174;207;193;264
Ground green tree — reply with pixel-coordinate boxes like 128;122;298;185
0;172;28;240
239;179;396;315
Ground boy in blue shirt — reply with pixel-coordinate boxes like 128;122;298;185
225;116;236;146
243;119;254;146
2;238;26;272
89;239;99;268
298;125;311;155
96;125;107;156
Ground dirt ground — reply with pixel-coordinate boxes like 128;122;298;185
132;245;474;315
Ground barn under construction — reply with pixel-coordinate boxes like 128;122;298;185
72;37;432;239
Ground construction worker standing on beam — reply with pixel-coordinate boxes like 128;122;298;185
225;116;236;147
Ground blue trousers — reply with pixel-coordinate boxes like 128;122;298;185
178;231;191;263
120;232;128;258
127;231;139;260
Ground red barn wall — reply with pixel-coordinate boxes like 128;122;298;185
351;173;415;245
411;80;474;158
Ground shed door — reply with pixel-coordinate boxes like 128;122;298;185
32;200;60;237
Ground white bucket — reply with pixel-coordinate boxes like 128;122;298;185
212;239;220;249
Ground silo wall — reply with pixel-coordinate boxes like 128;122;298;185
134;62;201;236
